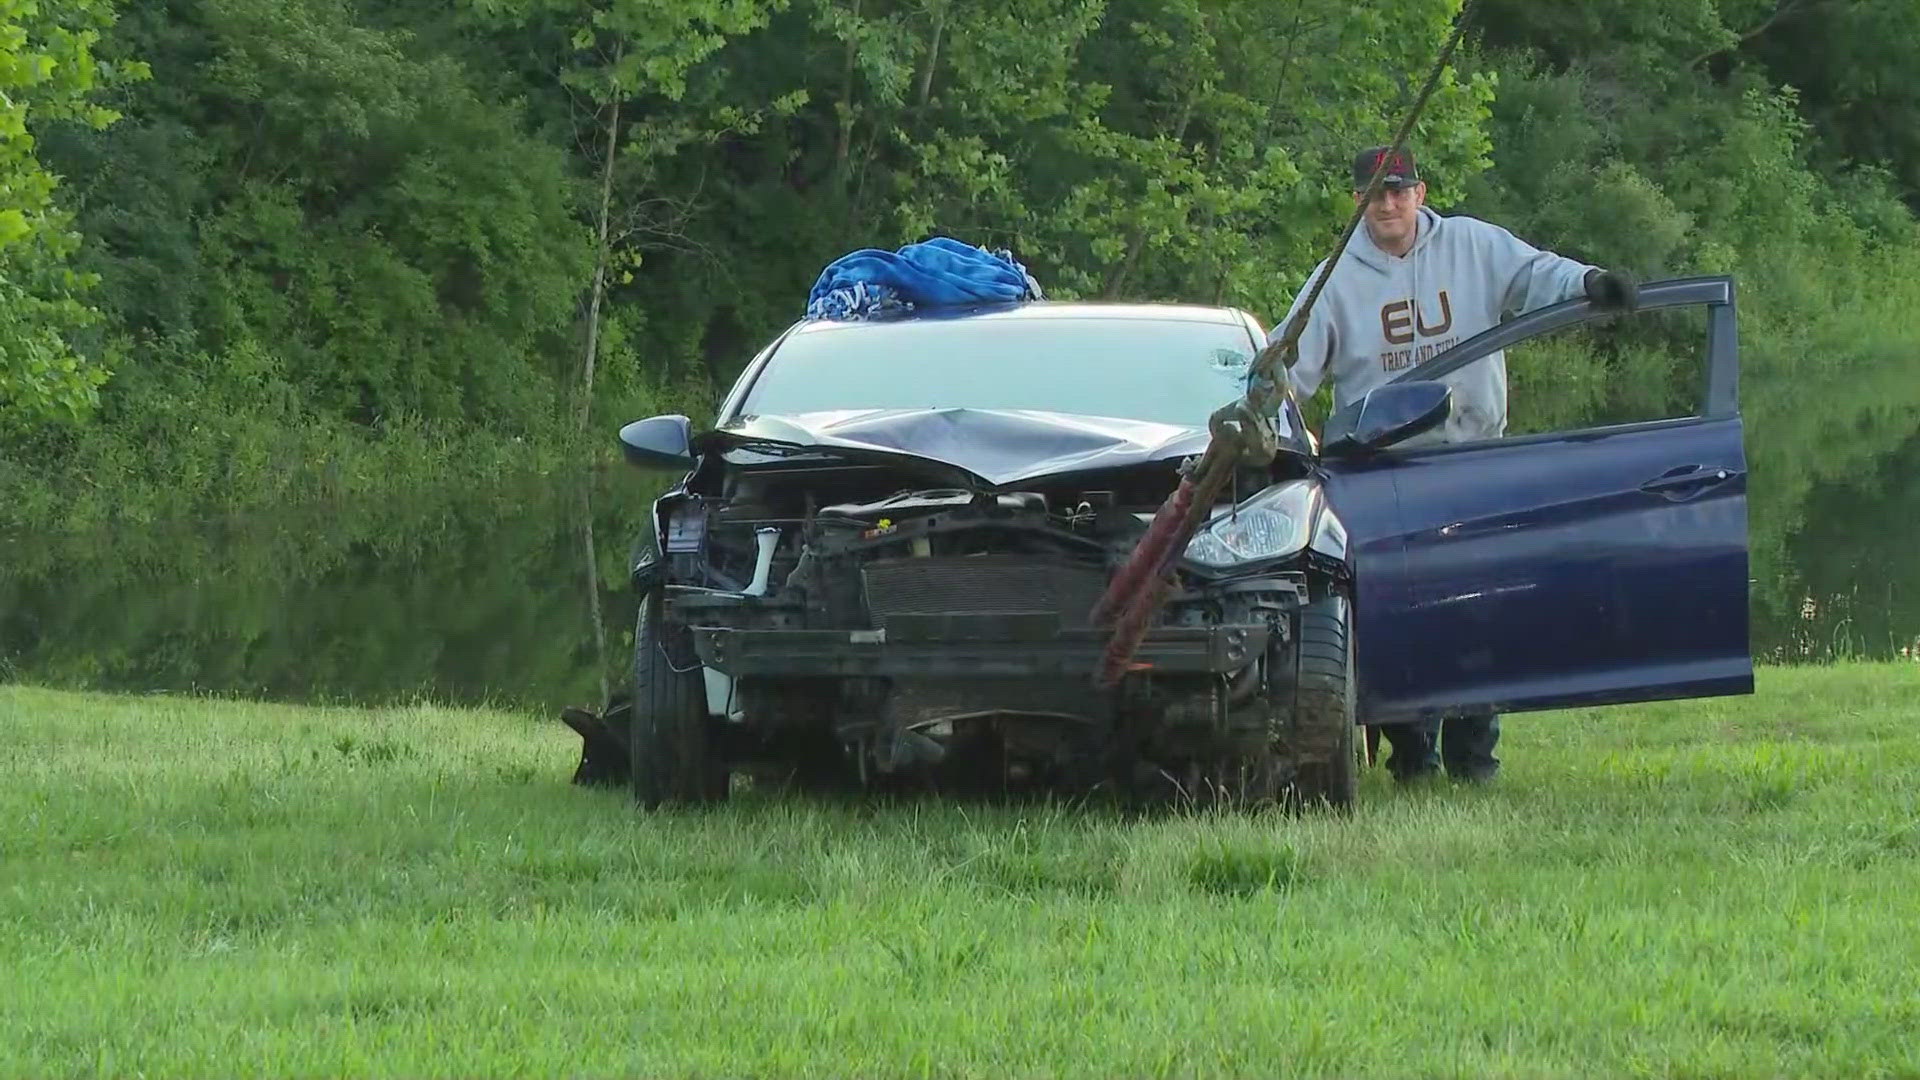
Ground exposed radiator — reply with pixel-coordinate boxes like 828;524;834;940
860;555;1109;628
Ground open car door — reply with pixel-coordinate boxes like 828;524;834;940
1316;276;1753;723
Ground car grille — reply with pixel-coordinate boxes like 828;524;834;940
861;555;1109;628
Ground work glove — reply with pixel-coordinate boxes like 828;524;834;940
1584;268;1638;311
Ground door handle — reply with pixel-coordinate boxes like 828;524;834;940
1640;465;1740;496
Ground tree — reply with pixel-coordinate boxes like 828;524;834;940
1745;0;1920;207
0;0;147;424
460;0;796;431
1027;0;1495;315
578;0;1495;406
44;0;596;434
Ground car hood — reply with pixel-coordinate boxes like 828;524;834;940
706;407;1226;487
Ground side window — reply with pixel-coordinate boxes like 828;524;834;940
1503;305;1709;437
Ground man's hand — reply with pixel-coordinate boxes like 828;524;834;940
1584;268;1638;311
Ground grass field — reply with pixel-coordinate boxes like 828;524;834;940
4;664;1919;1078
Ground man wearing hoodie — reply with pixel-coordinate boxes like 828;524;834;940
1270;145;1639;783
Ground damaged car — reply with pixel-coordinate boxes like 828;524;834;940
564;276;1754;809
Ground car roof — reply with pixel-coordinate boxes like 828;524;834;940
785;300;1253;336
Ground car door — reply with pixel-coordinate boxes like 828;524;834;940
1318;276;1753;723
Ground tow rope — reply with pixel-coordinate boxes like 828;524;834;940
1089;0;1483;687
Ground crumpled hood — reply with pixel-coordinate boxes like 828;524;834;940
707;407;1218;487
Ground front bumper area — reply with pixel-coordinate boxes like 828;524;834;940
689;617;1268;678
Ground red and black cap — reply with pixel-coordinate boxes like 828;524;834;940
1353;145;1421;190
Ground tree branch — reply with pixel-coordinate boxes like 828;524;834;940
1688;0;1822;68
578;52;622;433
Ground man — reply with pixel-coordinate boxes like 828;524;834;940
1271;144;1639;783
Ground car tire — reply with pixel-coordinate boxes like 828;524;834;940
630;592;727;808
1288;593;1359;809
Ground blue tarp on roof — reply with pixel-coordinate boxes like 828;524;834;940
804;236;1044;321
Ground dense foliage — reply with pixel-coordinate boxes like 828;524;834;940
0;0;147;420
3;0;1918;634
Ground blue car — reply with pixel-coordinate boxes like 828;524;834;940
569;276;1753;808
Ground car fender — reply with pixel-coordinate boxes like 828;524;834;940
1308;495;1350;563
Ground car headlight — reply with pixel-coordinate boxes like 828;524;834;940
1183;480;1316;567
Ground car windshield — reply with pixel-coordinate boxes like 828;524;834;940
737;314;1277;432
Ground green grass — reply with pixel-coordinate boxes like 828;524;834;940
4;665;1920;1078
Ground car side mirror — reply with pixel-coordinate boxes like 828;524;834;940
618;414;695;470
1321;382;1452;455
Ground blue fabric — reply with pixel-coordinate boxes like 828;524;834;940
804;236;1044;321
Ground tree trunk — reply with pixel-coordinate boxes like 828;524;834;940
579;89;622;433
848;123;882;238
916;6;945;107
833;0;861;178
578;470;610;707
1102;228;1149;299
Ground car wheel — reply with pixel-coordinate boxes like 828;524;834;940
1289;593;1359;809
630;592;727;808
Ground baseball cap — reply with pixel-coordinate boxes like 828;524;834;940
1353;145;1421;191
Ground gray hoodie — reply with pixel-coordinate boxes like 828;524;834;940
1269;205;1595;445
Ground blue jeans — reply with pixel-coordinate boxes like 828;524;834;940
1380;713;1500;781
